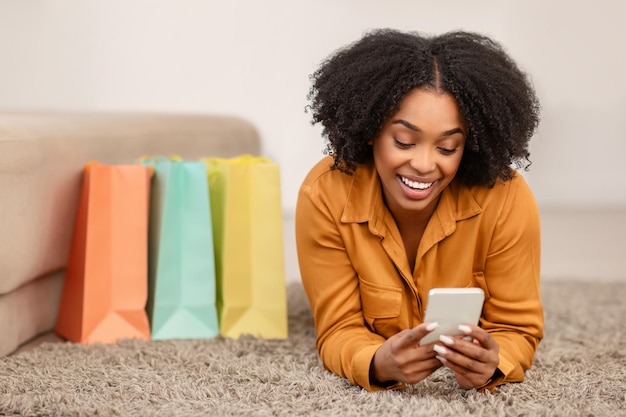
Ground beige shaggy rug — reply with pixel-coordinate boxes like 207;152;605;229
1;281;625;417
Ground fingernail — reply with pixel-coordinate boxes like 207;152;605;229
439;335;454;345
458;324;472;334
433;345;447;355
426;321;439;331
436;355;447;363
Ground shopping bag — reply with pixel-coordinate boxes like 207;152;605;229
55;162;151;344
139;156;219;340
203;155;288;339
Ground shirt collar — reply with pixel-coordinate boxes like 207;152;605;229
340;163;483;231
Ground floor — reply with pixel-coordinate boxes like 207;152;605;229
14;332;63;355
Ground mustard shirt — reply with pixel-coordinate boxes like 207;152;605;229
295;156;544;391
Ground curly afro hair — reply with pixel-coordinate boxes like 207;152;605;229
307;29;541;187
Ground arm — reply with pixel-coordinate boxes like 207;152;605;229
295;183;384;390
482;174;544;388
296;181;442;390
433;175;543;390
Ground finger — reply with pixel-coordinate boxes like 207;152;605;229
408;356;443;374
395;322;439;349
439;333;497;366
439;334;485;361
457;324;498;351
433;343;491;375
435;353;491;389
437;348;495;388
401;357;444;385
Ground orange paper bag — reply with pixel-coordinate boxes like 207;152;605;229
55;162;152;344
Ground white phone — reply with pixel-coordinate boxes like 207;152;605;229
419;287;485;345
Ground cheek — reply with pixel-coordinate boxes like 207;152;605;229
440;153;464;177
373;143;400;169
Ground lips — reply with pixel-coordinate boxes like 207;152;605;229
400;176;434;190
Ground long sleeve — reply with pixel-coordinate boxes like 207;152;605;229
295;179;387;391
479;174;544;389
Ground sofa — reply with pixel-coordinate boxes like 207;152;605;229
0;111;261;356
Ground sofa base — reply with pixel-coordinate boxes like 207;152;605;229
0;271;64;357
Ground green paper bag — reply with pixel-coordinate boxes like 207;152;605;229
140;156;219;340
203;155;288;339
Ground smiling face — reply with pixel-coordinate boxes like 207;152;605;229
372;88;467;222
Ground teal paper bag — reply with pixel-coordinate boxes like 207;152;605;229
140;156;219;340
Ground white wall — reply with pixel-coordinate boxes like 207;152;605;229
1;0;625;281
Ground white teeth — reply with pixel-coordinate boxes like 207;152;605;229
401;176;433;190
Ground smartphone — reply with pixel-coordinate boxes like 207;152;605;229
419;287;485;345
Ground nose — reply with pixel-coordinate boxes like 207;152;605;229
408;148;436;174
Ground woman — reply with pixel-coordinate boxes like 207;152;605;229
295;29;544;392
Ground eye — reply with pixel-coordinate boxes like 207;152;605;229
437;147;458;155
393;137;413;149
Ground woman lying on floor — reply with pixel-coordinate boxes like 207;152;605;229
296;28;544;392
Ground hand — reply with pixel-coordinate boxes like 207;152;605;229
433;324;500;389
370;322;443;385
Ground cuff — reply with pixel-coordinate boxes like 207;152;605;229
476;368;505;393
477;350;520;392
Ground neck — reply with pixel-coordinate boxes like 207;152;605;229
386;195;440;230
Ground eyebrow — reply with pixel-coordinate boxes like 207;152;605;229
392;119;465;137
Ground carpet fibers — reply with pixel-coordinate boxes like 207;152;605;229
1;281;625;417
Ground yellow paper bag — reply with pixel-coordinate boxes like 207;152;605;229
203;155;288;339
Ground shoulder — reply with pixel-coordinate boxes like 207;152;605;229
464;171;536;208
464;171;539;229
300;156;342;186
299;156;358;199
446;171;538;227
298;157;379;219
